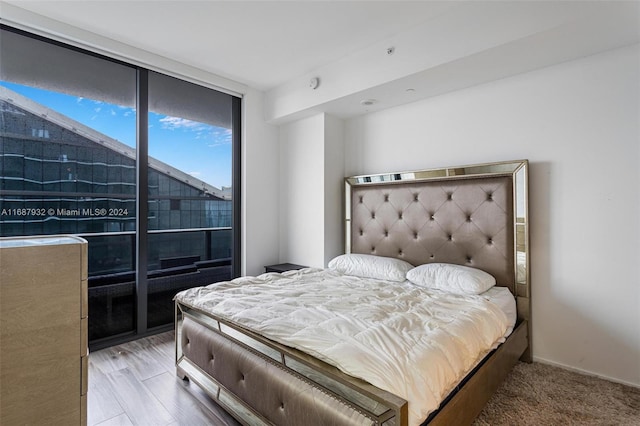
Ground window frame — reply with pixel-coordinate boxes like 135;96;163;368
0;24;242;349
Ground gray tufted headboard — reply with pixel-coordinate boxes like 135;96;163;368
345;161;529;297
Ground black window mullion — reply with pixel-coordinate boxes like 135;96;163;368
136;68;149;335
231;96;242;278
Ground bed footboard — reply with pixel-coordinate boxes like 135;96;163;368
175;302;408;426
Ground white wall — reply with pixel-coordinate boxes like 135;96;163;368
344;44;640;387
323;115;345;264
279;113;345;268
242;88;280;276
279;115;326;267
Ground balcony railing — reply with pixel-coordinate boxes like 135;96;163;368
77;227;232;342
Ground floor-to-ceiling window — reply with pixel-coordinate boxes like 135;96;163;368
145;71;234;329
0;26;240;349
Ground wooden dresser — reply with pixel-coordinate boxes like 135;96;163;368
0;235;88;425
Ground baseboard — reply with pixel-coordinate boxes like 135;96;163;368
532;356;640;389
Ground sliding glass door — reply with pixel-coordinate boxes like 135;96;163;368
145;72;234;329
0;27;240;348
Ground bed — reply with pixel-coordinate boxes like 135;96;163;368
174;159;531;426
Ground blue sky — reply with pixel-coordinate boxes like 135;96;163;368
1;81;232;189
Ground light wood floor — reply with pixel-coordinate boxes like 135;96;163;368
88;331;240;426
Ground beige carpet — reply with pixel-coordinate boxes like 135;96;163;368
474;362;640;426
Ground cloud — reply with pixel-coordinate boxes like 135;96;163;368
208;128;232;146
213;128;233;138
159;115;207;131
118;106;136;117
157;116;232;149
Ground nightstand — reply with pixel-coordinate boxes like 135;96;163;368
264;263;307;273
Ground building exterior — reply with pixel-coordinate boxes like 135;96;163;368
0;86;233;341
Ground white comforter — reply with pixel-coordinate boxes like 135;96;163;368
175;268;510;425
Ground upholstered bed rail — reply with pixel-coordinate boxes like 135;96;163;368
176;304;408;426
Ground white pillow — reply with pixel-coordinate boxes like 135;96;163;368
328;254;413;282
407;263;496;295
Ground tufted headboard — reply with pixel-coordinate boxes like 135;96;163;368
345;161;529;298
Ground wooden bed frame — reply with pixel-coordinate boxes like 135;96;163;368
175;160;531;426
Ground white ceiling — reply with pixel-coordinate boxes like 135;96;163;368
2;1;639;122
3;0;456;90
